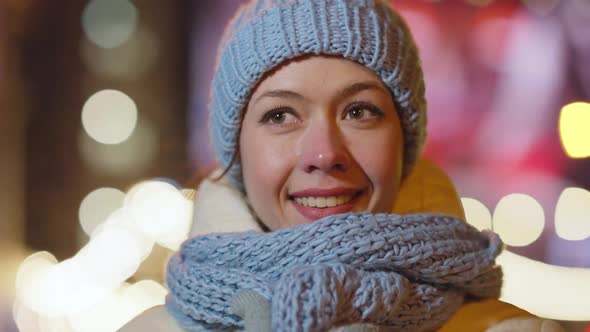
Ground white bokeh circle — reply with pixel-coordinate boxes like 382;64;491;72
82;90;138;145
493;193;545;247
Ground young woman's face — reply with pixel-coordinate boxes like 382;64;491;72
240;55;404;230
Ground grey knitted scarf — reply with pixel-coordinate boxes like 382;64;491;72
165;212;503;332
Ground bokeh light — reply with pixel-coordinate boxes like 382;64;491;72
79;118;158;176
125;180;193;250
69;281;166;332
461;197;493;231
82;0;138;49
493;193;545;247
79;187;125;236
126;280;166;303
81;224;146;290
81;89;138;145
13;299;42;332
10;178;196;329
68;283;130;332
474;14;565;167
81;27;159;80
498;250;590;321
119;280;166;319
15;252;57;315
559;102;590;159
555;187;590;241
90;207;154;261
39;315;73;332
40;257;111;316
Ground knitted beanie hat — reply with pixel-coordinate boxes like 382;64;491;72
210;0;427;190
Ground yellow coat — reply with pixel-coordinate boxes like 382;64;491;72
393;158;561;331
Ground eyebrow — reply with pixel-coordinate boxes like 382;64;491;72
338;81;388;99
252;81;388;105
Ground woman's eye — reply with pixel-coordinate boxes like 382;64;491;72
270;111;287;123
344;103;383;121
347;108;366;120
259;108;299;127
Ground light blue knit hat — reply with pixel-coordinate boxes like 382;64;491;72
210;0;426;190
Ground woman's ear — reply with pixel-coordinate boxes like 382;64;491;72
392;157;466;219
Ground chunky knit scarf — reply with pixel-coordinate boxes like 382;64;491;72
165;212;503;332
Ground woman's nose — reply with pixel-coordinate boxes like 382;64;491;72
296;119;351;174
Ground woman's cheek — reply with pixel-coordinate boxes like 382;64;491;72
242;133;295;228
258;135;295;180
347;127;402;211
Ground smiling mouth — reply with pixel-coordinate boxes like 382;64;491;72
293;194;356;208
288;189;364;220
289;188;363;206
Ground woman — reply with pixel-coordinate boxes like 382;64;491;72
122;0;563;331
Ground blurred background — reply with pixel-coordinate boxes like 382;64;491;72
1;0;589;331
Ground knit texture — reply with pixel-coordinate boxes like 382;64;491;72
166;213;503;331
209;0;427;190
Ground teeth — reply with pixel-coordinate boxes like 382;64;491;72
294;195;354;208
327;197;336;207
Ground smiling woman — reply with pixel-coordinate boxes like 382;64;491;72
120;0;563;331
240;55;404;230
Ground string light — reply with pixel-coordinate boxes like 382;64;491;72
499;250;590;321
79;187;125;236
14;180;194;329
461;197;493;231
125;180;193;250
555;187;590;241
493;193;545;247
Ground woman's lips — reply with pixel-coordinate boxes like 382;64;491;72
289;189;363;221
289;187;361;197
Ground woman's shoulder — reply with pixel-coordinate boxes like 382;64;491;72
118;305;188;332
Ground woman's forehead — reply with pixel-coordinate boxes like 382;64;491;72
249;56;388;104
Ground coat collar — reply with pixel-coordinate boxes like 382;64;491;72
189;172;262;237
